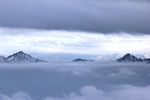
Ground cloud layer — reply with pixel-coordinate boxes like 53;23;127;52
1;85;150;100
45;85;150;100
0;0;150;34
0;27;150;57
0;62;150;100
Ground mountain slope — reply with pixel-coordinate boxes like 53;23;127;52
6;51;45;63
0;56;6;63
117;53;150;63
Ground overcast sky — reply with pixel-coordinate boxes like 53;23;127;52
0;0;150;34
0;27;150;58
0;0;150;58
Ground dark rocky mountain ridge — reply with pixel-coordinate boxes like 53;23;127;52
117;53;150;63
72;58;94;62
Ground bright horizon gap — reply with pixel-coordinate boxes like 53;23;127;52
0;27;150;57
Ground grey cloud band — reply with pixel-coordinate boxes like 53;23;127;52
0;0;150;34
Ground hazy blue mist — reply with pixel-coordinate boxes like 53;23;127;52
0;62;150;100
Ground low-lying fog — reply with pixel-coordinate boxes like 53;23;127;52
0;62;150;100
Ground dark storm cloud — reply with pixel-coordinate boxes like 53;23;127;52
0;0;150;34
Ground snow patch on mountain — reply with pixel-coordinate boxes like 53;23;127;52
6;51;45;63
0;51;45;63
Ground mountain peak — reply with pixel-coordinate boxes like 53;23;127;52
117;53;137;62
72;58;94;62
17;51;25;54
13;51;28;56
6;51;45;63
125;53;132;56
117;53;144;63
123;53;135;57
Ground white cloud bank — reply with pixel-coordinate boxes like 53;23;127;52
1;85;150;100
0;92;32;100
0;62;150;100
45;85;150;100
0;27;150;56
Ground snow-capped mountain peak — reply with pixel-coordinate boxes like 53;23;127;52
6;51;45;63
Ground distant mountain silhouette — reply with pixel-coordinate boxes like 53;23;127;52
117;53;150;63
72;58;94;62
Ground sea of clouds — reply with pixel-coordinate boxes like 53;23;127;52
0;62;150;100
